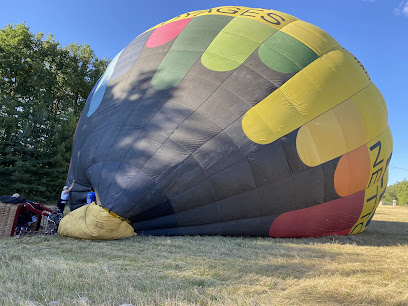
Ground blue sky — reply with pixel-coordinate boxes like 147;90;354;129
2;0;407;185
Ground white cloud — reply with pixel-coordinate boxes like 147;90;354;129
403;3;408;15
394;1;408;16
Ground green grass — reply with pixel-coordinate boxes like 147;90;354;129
1;205;408;305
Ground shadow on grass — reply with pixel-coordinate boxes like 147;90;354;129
287;219;408;247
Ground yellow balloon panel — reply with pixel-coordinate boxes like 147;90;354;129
242;47;371;145
352;83;388;142
242;90;304;144
296;99;366;167
280;20;340;56
296;83;389;167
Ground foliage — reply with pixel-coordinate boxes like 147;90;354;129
382;184;398;203
395;179;408;206
383;179;408;206
0;23;108;203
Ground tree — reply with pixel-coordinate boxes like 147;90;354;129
0;23;108;203
383;180;408;206
395;179;408;206
382;184;398;203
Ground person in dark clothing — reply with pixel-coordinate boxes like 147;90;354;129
0;194;33;204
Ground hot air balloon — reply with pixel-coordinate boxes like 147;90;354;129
58;6;393;240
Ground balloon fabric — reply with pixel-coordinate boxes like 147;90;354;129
62;6;392;239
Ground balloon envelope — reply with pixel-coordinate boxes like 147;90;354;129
67;6;392;238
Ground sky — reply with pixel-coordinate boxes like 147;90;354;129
1;0;407;185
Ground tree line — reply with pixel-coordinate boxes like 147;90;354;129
382;179;408;206
0;23;108;203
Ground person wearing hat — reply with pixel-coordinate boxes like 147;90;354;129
0;193;27;204
57;180;75;214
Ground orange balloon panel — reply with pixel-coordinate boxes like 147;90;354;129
334;146;371;197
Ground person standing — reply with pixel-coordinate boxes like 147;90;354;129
86;187;96;204
57;180;75;214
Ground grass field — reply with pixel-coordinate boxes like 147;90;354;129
1;205;407;306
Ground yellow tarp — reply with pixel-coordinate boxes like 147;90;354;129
58;203;136;240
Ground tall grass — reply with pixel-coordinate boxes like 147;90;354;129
0;205;407;305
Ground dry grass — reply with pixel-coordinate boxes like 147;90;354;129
0;205;407;306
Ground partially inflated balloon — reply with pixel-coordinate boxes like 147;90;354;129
60;6;392;240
